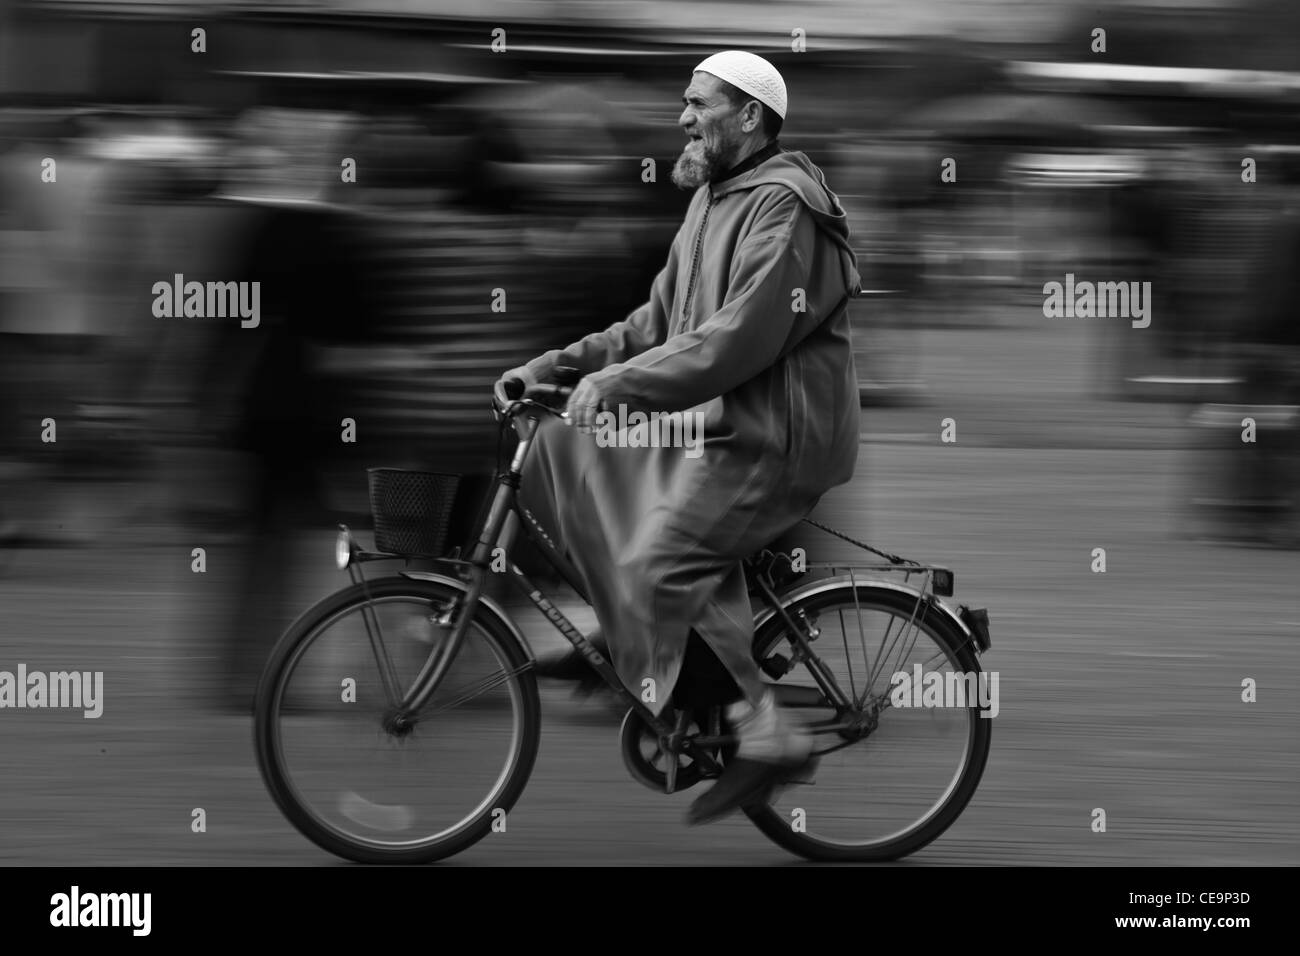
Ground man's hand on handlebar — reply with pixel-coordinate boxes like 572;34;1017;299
493;366;532;409
493;365;584;418
562;377;604;432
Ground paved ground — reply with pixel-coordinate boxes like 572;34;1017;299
2;319;1297;866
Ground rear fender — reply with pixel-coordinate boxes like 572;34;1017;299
754;575;990;654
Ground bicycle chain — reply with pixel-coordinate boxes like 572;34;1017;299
798;516;919;567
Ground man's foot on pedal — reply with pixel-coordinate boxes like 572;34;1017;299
686;689;813;826
686;753;814;825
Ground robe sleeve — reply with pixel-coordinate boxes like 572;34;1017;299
583;188;815;413
523;218;683;382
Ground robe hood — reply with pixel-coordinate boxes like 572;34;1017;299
710;149;863;297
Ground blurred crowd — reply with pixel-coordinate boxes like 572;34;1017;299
2;1;1299;701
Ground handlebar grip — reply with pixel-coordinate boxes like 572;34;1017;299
523;383;573;403
493;376;523;411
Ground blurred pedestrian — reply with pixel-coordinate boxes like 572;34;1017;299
189;109;372;709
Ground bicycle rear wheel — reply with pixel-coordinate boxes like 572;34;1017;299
254;576;540;864
745;583;991;862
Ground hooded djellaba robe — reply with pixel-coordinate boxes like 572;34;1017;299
517;143;862;716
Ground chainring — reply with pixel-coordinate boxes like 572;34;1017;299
619;707;728;794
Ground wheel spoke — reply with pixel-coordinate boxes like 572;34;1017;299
866;581;928;695
417;663;533;719
837;604;858;704
357;597;404;707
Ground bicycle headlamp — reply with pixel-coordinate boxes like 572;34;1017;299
335;525;355;570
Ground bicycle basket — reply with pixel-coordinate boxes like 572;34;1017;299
367;468;462;557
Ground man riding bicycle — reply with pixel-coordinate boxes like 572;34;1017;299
497;51;863;825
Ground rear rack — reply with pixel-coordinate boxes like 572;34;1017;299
747;516;954;597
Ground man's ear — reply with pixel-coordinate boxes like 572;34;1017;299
742;100;763;134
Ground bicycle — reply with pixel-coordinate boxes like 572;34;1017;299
253;377;994;863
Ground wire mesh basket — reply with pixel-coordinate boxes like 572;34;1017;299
367;468;463;557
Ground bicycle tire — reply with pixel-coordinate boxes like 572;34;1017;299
744;583;991;862
254;575;541;864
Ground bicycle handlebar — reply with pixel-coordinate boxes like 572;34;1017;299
493;366;583;418
492;379;575;419
523;383;573;403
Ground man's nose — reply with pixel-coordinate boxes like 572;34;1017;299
678;108;695;130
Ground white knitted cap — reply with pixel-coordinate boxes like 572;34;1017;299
694;50;787;120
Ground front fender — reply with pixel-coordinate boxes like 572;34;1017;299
399;570;536;663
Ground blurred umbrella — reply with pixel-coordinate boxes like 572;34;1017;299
451;80;625;161
214;69;523;115
830;39;1007;131
1056;0;1300;73
446;81;631;211
902;92;1152;147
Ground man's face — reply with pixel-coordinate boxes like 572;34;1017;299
672;72;747;190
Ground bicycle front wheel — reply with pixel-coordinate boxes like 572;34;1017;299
254;576;540;864
745;583;992;862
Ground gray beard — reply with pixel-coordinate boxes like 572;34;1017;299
671;140;730;190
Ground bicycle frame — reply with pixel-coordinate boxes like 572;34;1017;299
340;405;734;775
